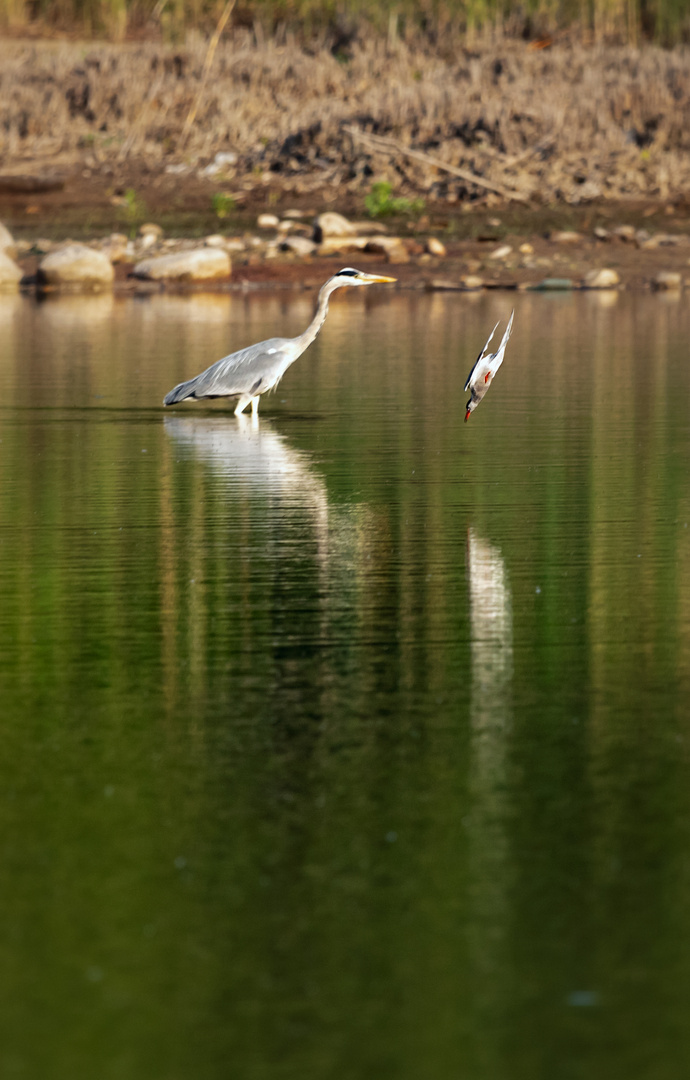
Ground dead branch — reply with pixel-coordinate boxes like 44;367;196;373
344;124;531;204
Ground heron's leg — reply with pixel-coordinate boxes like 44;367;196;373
234;395;251;416
251;395;260;416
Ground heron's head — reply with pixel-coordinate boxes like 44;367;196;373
333;268;397;287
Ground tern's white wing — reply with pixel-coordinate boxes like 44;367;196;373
464;321;500;391
486;310;514;378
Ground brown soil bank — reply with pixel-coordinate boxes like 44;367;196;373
3;34;690;237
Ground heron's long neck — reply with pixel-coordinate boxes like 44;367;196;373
293;280;340;354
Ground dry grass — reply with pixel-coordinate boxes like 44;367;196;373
3;32;690;204
4;0;690;45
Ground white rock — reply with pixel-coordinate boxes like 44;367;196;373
101;233;129;263
652;271;682;290
461;274;484;290
133;247;231;281
280;236;317;257
584;268;620;289
426;237;446;257
39;244;114;289
349;221;389;235
257;213;280;229
140;223;163;239
551;230;583;244
489;244;513;260
613;225;636;242
204;234;229;248
314;212;357;238
0;250;22;289
317;237;369;256
201;151;238;177
641;233;680;250
364;237;409;263
578;181;602;202
0;222;17;258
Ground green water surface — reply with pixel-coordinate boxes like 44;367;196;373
1;287;690;1080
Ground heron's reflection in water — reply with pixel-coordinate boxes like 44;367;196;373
465;528;514;1065
164;413;376;590
165;413;328;506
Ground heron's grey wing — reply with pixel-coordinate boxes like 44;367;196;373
464;321;499;391
191;337;293;398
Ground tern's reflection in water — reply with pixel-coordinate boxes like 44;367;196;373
465;528;514;1073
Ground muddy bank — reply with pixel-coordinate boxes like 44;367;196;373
5;30;690;295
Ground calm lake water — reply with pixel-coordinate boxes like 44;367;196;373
1;285;690;1080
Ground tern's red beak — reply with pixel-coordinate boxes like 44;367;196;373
464;408;471;423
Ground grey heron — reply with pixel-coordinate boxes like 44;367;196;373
163;267;396;415
464;310;514;422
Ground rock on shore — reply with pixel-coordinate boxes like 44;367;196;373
583;268;620;289
0;249;22;289
38;244;114;289
133;248;231;282
0;222;17;259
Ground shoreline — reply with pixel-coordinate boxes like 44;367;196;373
9;204;690;296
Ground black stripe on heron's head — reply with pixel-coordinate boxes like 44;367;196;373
336;268;359;277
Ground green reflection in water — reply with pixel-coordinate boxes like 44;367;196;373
1;289;690;1079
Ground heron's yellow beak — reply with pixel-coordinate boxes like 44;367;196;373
359;273;397;284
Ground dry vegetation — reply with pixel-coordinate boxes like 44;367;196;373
3;31;690;207
4;0;690;46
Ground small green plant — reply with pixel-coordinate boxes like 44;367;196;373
212;192;236;219
365;181;425;218
122;187;146;224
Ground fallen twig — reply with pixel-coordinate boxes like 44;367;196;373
344;124;531;204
